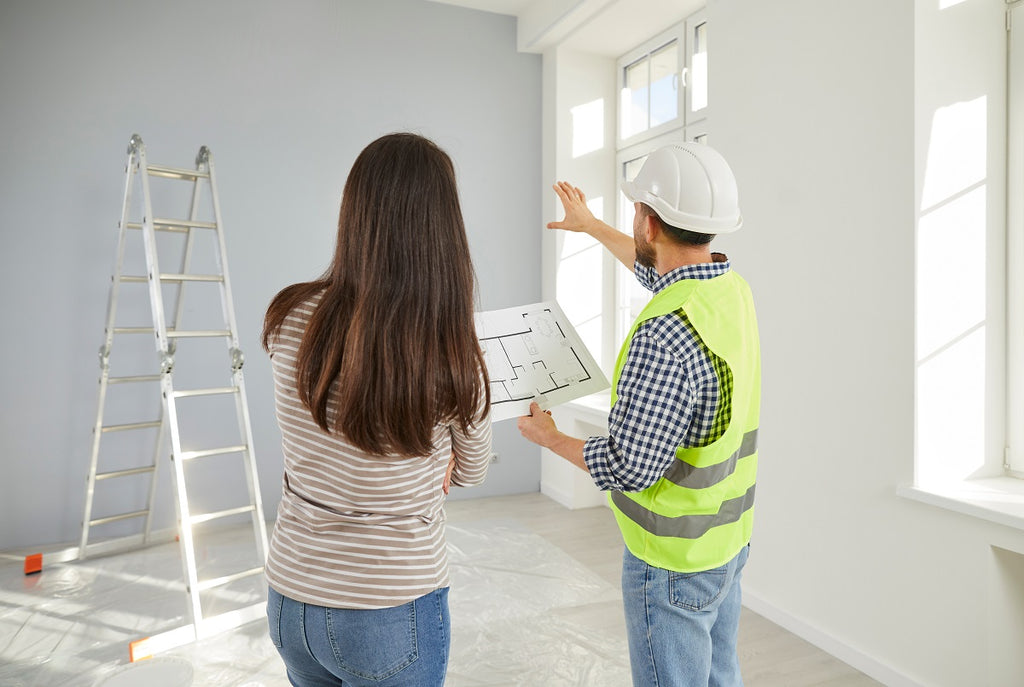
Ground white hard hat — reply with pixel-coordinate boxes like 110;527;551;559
621;142;742;234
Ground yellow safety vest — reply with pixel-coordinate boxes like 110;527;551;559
608;269;761;572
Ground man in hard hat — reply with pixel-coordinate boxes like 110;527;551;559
518;142;760;687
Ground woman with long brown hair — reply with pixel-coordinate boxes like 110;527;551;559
262;133;492;687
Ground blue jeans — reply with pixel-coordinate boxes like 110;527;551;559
622;545;749;687
267;586;450;687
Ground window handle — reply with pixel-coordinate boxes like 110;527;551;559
679;67;688;88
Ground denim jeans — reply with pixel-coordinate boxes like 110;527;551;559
622;545;749;687
267;586;450;687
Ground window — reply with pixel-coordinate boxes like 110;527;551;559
910;0;1017;490
688;20;708;114
620;41;679;139
611;11;711;354
552;9;710;376
617;12;707;149
897;0;1024;527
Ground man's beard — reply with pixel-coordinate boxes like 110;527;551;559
634;232;656;269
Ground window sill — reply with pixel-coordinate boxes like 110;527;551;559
562;390;612;428
897;477;1024;531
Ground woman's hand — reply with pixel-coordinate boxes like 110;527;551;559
442;453;457;495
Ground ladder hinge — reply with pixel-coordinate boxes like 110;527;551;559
98;344;111;371
127;133;144;155
230;347;245;371
160;351;175;376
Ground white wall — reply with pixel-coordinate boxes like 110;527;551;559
532;3;1020;678
0;0;543;551
708;0;1024;685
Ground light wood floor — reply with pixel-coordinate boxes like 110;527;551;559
446;492;882;687
1;491;883;686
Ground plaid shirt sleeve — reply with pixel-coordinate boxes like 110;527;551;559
582;311;721;492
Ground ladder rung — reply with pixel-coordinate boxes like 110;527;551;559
96;466;156;481
190;504;255;526
124;273;227;284
179;445;247;461
159;273;224;283
91;510;148;527
166;330;231;339
108;374;162;384
146;164;209;180
124;220;217;232
101;420;162;433
125;221;187;234
194;566;264;592
112;327;231;338
172;387;238;398
153;218;217;231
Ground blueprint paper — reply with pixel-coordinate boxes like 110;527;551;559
475;301;610;422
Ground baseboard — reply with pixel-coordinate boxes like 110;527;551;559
540;481;576;509
742;588;925;687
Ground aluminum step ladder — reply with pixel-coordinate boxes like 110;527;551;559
26;134;269;660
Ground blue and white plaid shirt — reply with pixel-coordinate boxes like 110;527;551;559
583;254;733;492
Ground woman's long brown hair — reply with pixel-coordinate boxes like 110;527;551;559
262;133;489;457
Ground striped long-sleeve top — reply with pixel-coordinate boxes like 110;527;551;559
264;292;493;609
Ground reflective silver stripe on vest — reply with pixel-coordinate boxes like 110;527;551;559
611;484;756;540
663;429;758;489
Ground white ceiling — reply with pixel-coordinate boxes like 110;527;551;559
425;0;535;17
560;0;703;56
424;0;703;56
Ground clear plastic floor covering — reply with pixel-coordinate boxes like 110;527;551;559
0;519;630;686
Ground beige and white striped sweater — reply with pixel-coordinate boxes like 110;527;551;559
264;293;492;609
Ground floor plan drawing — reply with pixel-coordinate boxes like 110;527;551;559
475;301;609;422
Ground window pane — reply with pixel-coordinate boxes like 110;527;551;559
691;22;708;112
650;42;679;128
623;157;647;186
618;262;650;333
618;156;652;341
621;57;650;138
619;158;645;229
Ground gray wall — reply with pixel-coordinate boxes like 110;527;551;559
0;0;542;550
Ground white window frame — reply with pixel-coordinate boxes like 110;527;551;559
1007;0;1024;477
616;23;686;149
684;10;710;127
